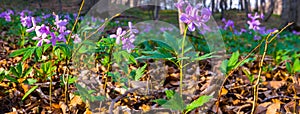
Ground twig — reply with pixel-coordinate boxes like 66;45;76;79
250;23;293;114
215;22;293;113
66;0;85;44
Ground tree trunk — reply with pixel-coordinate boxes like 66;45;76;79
255;0;258;11
281;0;298;30
212;0;215;13
239;0;243;11
154;0;160;20
230;0;232;9
244;0;249;18
220;0;226;19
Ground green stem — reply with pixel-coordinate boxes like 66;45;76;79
179;27;188;96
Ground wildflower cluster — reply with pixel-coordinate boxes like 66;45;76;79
110;22;138;52
175;0;211;32
24;13;81;47
0;9;14;22
222;18;234;30
247;12;263;31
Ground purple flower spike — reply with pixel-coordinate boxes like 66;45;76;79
178;1;211;32
26;17;37;33
122;36;135;52
247;12;262;31
128;22;139;34
110;27;126;44
71;34;82;44
175;0;186;10
20;16;32;28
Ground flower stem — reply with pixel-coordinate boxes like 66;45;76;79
179;27;188;96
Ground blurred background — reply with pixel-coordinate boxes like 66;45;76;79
0;0;299;30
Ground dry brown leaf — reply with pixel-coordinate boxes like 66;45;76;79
141;104;151;112
266;99;281;114
267;81;286;89
70;95;83;107
255;102;271;114
84;108;92;114
221;88;228;96
59;101;68;114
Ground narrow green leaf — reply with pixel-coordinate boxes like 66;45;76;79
35;46;43;59
5;75;18;83
22;85;38;101
228;51;239;68
286;62;292;74
220;60;228;74
23;67;33;78
9;47;30;57
185;95;212;113
152;99;168;105
165;90;175;99
22;48;35;61
134;64;147;81
43;44;52;52
294;59;300;72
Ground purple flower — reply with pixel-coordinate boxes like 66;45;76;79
174;0;186;10
254;35;261;40
19;9;33;17
292;30;300;35
42;13;52;19
26;17;37;33
50;32;58;46
128;22;139;34
32;24;51;47
178;1;211;32
54;14;68;33
222;18;234;30
240;28;247;33
121;35;135;52
247;12;262;31
110;27;126;44
35;17;42;23
20;16;32;28
71;34;82;44
0;10;14;22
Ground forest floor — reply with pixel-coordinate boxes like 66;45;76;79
1;1;298;114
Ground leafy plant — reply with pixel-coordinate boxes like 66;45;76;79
74;84;105;102
153;90;212;113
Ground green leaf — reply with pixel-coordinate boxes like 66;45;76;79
9;47;31;57
24;67;32;77
294;59;300;72
58;44;72;59
162;93;186;111
22;85;38;101
163;32;179;52
22;48;35;61
16;63;23;75
286;62;292;74
193;52;216;61
220;60;228;74
134;64;147;81
165;90;175;99
24;78;37;85
227;51;240;69
152;99;168;105
43;44;52;52
35;46;43;59
185;95;212;113
120;51;137;64
5;75;18;83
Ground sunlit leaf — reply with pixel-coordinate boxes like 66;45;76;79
22;85;38;101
